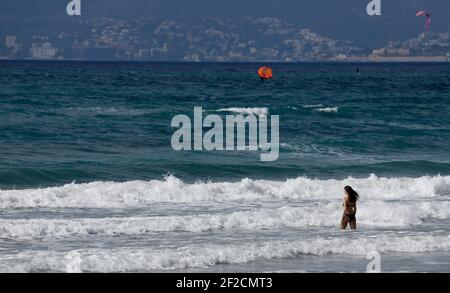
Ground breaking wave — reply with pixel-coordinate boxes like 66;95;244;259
0;174;448;209
0;200;449;239
217;107;269;116
0;234;448;272
315;107;339;113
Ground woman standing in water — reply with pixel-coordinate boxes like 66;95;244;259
341;186;359;230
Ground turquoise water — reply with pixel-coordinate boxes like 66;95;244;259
1;61;449;188
0;61;449;272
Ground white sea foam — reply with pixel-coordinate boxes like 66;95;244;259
65;106;156;116
0;174;449;209
0;201;449;239
0;234;448;272
303;104;323;108
315;107;339;113
217;107;269;116
280;143;292;149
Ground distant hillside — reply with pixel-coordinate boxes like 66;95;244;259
0;17;365;61
1;0;450;46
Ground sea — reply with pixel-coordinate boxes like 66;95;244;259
0;61;449;272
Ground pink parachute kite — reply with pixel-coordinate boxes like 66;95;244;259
416;11;431;31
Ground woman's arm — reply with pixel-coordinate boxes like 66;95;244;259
342;196;347;214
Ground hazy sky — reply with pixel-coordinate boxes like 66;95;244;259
1;0;450;45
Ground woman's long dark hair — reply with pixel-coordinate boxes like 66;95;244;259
345;186;359;203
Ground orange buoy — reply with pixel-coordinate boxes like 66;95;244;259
258;66;273;80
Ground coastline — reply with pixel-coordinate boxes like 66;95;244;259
335;56;450;62
1;57;450;63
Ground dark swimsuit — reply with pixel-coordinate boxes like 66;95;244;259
344;202;356;222
346;213;356;222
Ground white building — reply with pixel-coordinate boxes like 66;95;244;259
30;43;58;59
5;36;17;48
